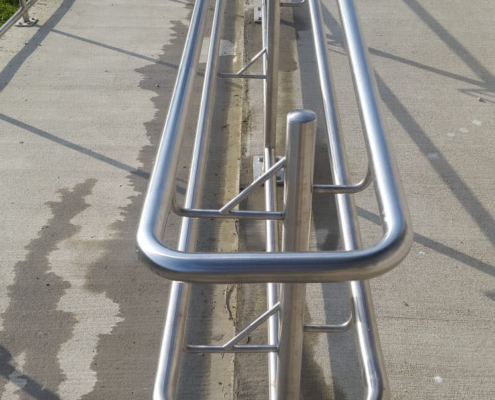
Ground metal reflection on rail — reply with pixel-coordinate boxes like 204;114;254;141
136;0;412;399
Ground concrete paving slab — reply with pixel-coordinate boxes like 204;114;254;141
0;0;244;399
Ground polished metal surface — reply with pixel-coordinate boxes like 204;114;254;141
264;148;280;400
276;110;316;400
262;0;280;148
313;165;372;194
152;0;218;398
136;0;412;284
138;0;412;398
308;0;395;397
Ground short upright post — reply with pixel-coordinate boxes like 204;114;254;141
19;0;30;22
276;110;317;400
16;0;38;27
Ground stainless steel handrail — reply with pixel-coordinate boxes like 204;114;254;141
0;0;39;38
139;0;412;399
136;0;412;283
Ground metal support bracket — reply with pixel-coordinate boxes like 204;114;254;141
253;155;284;185
187;302;280;354
254;6;262;23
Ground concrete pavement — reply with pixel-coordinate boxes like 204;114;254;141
0;0;243;398
0;0;494;399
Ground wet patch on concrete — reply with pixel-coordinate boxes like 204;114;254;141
0;178;97;400
78;0;242;397
484;291;495;302
76;14;190;400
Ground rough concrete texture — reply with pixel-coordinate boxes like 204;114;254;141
0;0;244;399
0;0;494;400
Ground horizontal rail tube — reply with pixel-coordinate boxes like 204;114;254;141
136;0;412;283
174;206;284;220
314;166;372;194
218;73;266;79
304;316;353;333
186;345;278;353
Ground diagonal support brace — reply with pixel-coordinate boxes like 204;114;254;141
187;302;280;353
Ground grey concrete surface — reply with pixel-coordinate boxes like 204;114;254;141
0;0;244;399
0;0;494;400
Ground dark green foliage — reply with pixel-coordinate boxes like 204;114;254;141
0;0;20;26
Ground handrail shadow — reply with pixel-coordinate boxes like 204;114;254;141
0;0;77;93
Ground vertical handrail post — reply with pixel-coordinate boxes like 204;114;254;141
276;110;317;400
18;0;31;23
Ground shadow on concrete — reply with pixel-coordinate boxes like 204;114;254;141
0;112;149;179
319;1;495;261
0;0;77;93
0;346;61;400
358;207;495;278
51;29;179;69
404;0;495;92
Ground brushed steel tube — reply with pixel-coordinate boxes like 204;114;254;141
186;344;278;353
263;0;280;148
154;282;191;400
313;165;372;194
336;0;396;396
276;110;317;400
263;3;281;395
153;0;222;398
19;0;31;22
308;0;391;398
174;206;284;220
136;0;412;282
265;148;280;400
304;314;353;333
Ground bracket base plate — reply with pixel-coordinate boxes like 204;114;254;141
254;7;262;24
253;155;284;185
